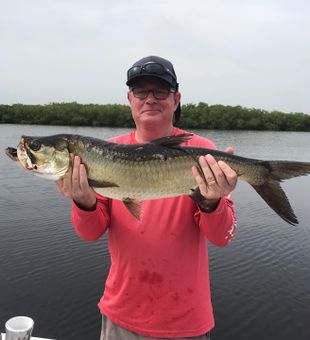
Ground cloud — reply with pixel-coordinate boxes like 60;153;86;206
0;0;309;113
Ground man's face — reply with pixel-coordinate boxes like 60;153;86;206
127;77;180;127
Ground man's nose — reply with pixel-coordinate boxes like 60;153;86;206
145;90;157;102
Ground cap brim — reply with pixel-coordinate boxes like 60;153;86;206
126;74;177;88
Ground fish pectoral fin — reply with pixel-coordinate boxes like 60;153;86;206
88;179;119;188
151;133;193;147
123;198;142;220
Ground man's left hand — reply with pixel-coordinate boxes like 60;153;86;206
191;147;238;207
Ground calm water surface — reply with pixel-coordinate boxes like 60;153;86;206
0;125;310;340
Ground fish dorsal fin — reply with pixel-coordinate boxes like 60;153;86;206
151;133;193;147
123;198;142;220
151;133;208;186
151;134;208;186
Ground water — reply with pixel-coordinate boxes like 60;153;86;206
0;125;310;340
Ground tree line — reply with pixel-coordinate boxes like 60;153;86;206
0;102;309;131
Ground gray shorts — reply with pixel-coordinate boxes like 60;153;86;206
100;314;211;340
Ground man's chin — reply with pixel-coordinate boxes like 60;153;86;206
138;113;164;125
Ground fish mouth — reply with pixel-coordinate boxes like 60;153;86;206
5;147;18;161
16;138;37;171
6;145;38;171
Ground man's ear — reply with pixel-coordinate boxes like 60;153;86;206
127;91;132;104
174;92;181;109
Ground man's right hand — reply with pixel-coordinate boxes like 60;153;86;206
56;155;97;210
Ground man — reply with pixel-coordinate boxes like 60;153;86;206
57;56;238;339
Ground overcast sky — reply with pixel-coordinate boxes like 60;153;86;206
1;0;309;113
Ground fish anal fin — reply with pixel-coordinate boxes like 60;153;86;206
151;133;193;147
123;198;142;220
252;180;298;225
88;179;119;188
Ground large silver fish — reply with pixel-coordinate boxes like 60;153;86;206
5;133;310;224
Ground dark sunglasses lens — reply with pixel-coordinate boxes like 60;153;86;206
144;63;165;75
128;66;141;79
145;63;176;80
127;62;176;84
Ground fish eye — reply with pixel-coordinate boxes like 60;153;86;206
30;139;41;151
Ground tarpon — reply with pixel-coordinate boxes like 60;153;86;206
5;133;310;225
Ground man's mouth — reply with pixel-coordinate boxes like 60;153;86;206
142;109;161;113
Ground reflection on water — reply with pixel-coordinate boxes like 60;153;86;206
0;125;310;340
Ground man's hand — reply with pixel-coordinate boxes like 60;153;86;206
56;155;97;210
191;147;237;207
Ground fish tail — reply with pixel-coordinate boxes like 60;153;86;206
264;160;310;181
252;180;298;225
252;160;310;225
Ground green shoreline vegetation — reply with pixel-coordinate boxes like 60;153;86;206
0;102;309;131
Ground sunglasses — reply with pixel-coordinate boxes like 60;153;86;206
130;87;176;100
127;62;177;81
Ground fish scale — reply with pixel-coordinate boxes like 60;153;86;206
88;153;196;200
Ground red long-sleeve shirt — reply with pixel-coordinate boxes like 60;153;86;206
72;127;237;338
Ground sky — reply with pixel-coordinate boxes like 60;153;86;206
0;0;309;114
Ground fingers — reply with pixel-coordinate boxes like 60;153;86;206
192;164;208;195
196;155;227;189
71;155;81;194
203;155;227;187
79;162;90;191
192;155;221;199
55;155;96;209
192;154;238;200
56;167;72;197
225;146;235;154
218;160;237;188
56;155;79;198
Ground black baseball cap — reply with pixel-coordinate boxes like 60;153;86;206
126;56;179;90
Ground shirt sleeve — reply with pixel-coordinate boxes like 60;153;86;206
71;194;110;241
194;196;237;247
